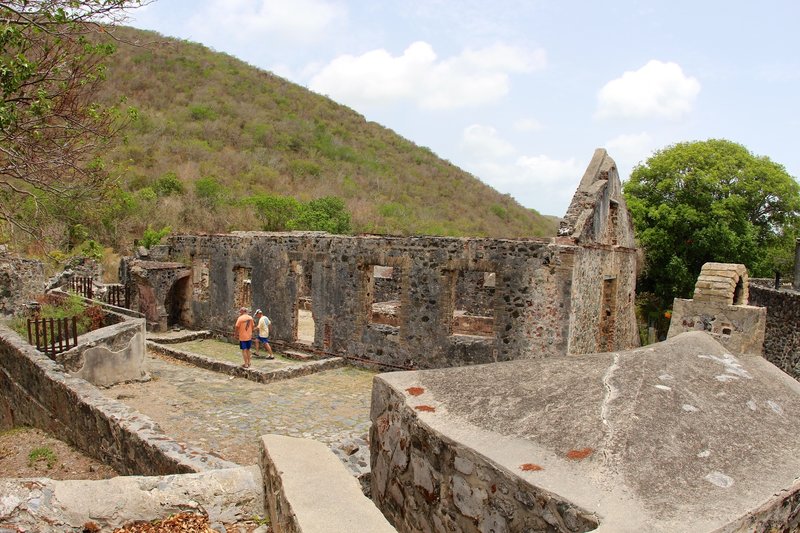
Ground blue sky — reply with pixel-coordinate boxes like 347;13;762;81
127;1;800;217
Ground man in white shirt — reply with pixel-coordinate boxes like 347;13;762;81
253;309;275;359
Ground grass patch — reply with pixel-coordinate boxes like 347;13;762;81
28;446;57;468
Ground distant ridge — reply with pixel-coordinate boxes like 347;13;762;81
96;26;558;242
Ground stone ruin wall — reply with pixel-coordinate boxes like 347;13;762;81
0;246;45;316
0;323;235;476
145;231;638;370
748;279;800;381
370;376;599;533
117;149;639;369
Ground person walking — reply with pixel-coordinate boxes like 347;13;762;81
253;309;274;359
234;307;255;368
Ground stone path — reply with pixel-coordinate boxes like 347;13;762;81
102;340;376;476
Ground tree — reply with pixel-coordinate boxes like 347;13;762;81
289;196;352;234
248;194;301;231
0;1;143;242
624;139;800;308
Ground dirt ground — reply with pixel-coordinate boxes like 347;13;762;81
0;426;118;480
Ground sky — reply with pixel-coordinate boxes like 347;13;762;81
126;0;800;217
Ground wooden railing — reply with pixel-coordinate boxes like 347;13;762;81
69;276;93;299
27;316;79;356
106;284;130;308
68;277;131;309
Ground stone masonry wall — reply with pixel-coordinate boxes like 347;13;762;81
143;232;638;370
749;280;800;380
0;323;236;475
0;246;45;316
370;376;599;533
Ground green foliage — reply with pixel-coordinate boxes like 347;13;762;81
74;239;104;261
195;176;223;206
289;196;352;234
490;204;508;220
153;172;184;196
624;139;800;308
378;202;411;218
189;104;216;121
141;226;171;248
0;1;140;242
288;159;321;178
247;194;300;231
28;447;57;469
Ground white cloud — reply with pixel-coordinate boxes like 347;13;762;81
187;0;346;45
595;60;701;119
513;118;543;132
309;41;546;110
458;124;581;214
492;154;583;215
466;154;583;216
462;125;516;158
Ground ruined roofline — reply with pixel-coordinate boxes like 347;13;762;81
186;231;557;245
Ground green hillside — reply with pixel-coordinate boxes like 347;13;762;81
95;26;557;244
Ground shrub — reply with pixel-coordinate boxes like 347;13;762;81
189;104;216;121
153;172;184;196
195;176;223;206
289;196;351;234
288;159;321;178
247;194;300;231
141;226;171;249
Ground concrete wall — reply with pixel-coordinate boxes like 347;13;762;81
0;323;236;476
61;320;148;388
369;376;599;533
749;279;800;380
260;434;396;533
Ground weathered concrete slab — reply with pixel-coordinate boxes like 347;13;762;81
371;331;800;532
261;434;396;533
0;465;263;532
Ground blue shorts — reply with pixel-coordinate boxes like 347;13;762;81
257;336;270;344
239;340;252;350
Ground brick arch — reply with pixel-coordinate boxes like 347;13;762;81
694;263;749;306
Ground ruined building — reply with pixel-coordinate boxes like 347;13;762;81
121;148;640;368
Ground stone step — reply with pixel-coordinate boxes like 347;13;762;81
282;349;316;361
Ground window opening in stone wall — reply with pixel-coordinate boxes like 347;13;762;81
451;270;496;337
368;265;402;326
599;276;617;352
233;266;252;311
292;261;315;345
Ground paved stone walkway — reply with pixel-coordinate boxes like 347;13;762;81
102;341;376;473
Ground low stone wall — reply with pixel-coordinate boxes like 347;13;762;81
370;376;598;533
0;323;236;475
749;280;800;380
56;316;148;387
260;434;396;533
667;298;766;357
147;341;347;383
0;465;263;532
